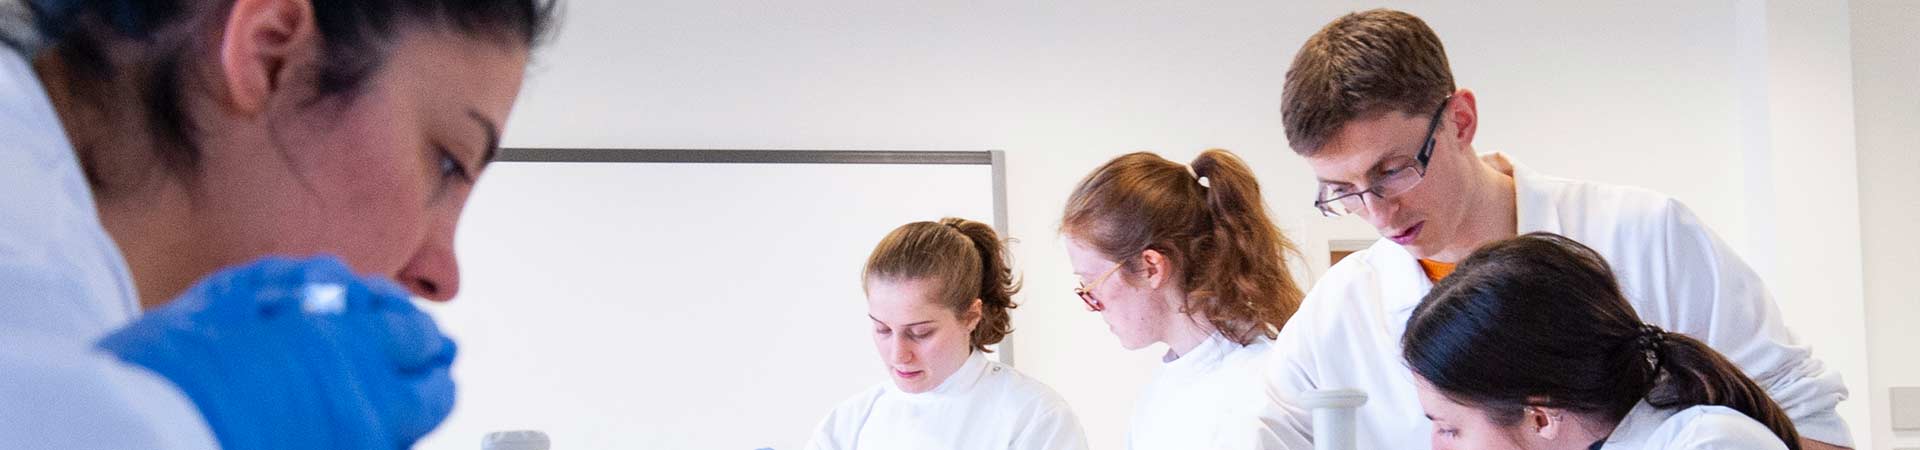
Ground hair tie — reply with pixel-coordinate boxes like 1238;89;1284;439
1637;324;1667;372
1184;165;1210;188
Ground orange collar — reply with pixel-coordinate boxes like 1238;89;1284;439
1418;259;1457;283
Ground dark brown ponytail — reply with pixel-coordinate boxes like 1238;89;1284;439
1060;149;1304;345
1402;233;1800;449
1650;331;1802;447
863;218;1020;352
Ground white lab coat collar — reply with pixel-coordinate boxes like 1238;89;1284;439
1361;239;1430;334
885;350;989;399
1592;400;1794;450
1162;332;1233;370
0;44;217;449
808;349;1089;450
0;42;142;336
1469;151;1563;234
1494;152;1566;234
1598;400;1678;448
1362;151;1552;322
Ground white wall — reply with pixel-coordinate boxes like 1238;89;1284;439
1744;1;1875;447
422;162;1000;449
1852;0;1920;448
495;1;1875;448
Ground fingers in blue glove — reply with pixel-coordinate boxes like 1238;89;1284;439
99;255;460;450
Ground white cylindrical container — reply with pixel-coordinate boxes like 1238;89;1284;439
1298;389;1368;450
482;430;551;450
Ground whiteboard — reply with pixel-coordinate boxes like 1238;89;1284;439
418;150;1004;450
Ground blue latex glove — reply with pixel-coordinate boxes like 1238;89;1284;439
98;255;457;450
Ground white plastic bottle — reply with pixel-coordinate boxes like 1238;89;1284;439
1298;389;1368;450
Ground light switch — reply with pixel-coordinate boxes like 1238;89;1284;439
1895;387;1920;430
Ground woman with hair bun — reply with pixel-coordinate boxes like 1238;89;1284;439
806;218;1088;450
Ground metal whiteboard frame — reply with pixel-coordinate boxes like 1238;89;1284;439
496;148;1016;365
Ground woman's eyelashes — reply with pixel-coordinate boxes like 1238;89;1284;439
435;143;474;184
874;327;933;341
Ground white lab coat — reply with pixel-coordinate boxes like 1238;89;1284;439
0;43;219;449
1129;334;1308;450
1233;154;1851;449
804;351;1089;450
1596;401;1790;450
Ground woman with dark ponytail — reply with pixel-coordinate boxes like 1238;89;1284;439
806;218;1089;450
1059;149;1307;449
1403;232;1799;450
0;0;553;448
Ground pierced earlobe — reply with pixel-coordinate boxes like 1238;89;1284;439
1527;406;1568;440
1531;407;1553;429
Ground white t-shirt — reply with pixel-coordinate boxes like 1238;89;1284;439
0;43;217;450
805;351;1088;450
1596;401;1789;450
